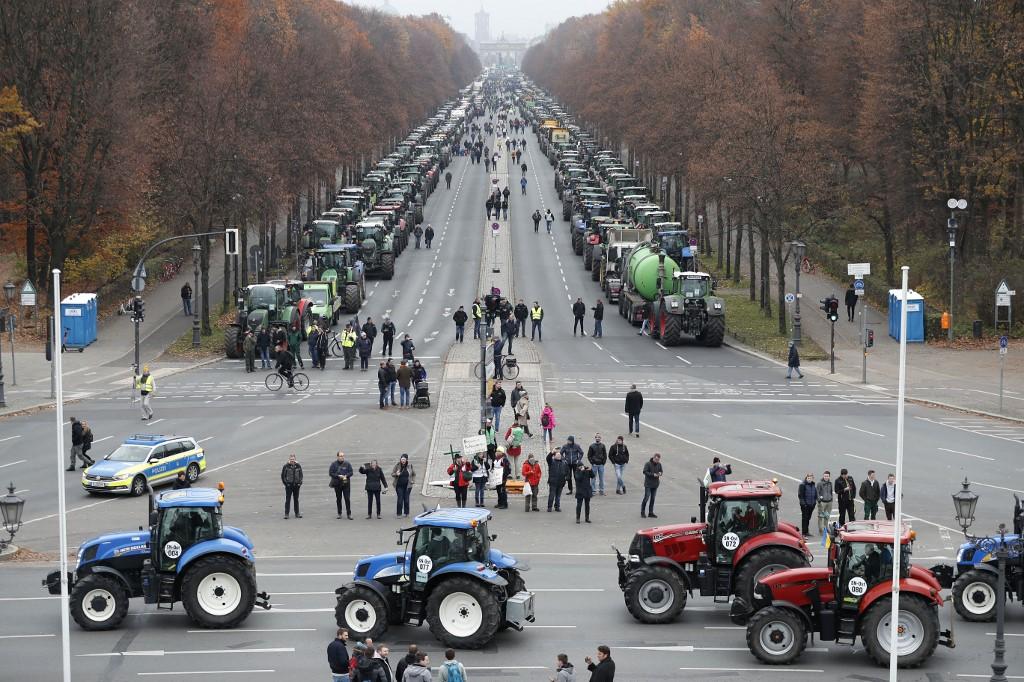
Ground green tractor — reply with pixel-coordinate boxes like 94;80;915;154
300;244;365;318
354;221;395;280
224;284;299;358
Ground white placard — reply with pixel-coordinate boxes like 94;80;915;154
462;435;488;454
64;308;82;317
847;263;871;277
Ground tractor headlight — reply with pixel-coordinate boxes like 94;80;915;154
113;473;131;481
713;302;723;309
670;301;679;308
629;555;640;564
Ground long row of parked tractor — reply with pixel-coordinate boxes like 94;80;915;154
224;90;478;358
518;80;725;347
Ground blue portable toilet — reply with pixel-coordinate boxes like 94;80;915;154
60;293;98;350
888;289;925;342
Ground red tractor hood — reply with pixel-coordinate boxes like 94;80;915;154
777;521;804;540
638;521;705;542
637;522;707;564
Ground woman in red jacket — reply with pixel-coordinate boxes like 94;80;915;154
521;453;542;512
447;455;476;508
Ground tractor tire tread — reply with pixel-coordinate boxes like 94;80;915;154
745;606;807;665
622;565;687;624
861;594;939;668
426;576;502;649
70;573;130;631
181;555;257;629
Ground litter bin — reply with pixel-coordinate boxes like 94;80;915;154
888;289;925;342
60;293;98;351
973;320;983;339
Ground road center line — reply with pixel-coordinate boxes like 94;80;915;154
0;435;24;443
842;452;895;467
844;425;886;437
938;447;995;461
676;354;691;365
754;428;798;443
0;459;27;469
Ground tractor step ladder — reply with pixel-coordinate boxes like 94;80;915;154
156;574;176;610
713;567;733;603
836;609;858;644
404;597;425;625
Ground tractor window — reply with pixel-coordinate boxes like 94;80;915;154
681;278;709;298
156;506;223;571
838;541;909;604
248;286;278;310
713;498;772;563
413;525;489;577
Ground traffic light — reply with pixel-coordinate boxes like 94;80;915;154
866;329;874;348
132;296;145;322
827;298;839;322
820;297;830;314
225;228;239;256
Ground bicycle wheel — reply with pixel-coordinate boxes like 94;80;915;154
473;362;484;379
265;373;283;391
292;373;309;392
330;340;344;358
504;363;520;380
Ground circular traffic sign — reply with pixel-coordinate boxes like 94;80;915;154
854;280;865;290
785;293;795;303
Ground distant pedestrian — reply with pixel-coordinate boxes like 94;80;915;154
540;403;556;445
641;453;663;519
448;454;474;508
377;361;389;409
424;224;434;248
381;316;396;357
846;284;858;322
257;327;271;368
172;470;190;489
489;381;506;432
816;470;833;534
330;451;353;520
786;341;804;379
80;420;95;467
357;332;372;371
572;297;586;336
608;436;629;494
551;653;576;682
392;454;415;517
522;453;542;512
835;468;857;526
530;301;544;341
281;454;303;519
502;186;510;202
520;176;527;195
574;463;595;524
397;360;413;408
362;318;378;352
798;472;818;537
494;447;511;508
327;628;351;682
501;198;509;219
453;305;468;342
472;299;483;339
560;436;585;493
625;384;643;437
395;644;419;682
386;358;398;406
882;473;897;520
544;209;554;233
584;645;615;682
439;648;466;682
471;451;489;507
136;365;155;420
504;423;525;474
403;652;432;682
68;416;85;471
445;170;452;189
359;460;388;519
243;329;257;372
180;283;192;316
413;224;423;249
591;300;604;338
288;325;304;369
859;469;880;520
521;163;528;177
705;457;732;485
401;334;416;361
514;299;529;337
492;337;505;380
315;322;329;369
532;209;541;232
546;449;569;512
514;390;532;437
587;433;607;495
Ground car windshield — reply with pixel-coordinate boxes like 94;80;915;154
106;444;153;463
304;289;328;305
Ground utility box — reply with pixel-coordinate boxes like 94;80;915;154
888;289;925;343
60;293;98;350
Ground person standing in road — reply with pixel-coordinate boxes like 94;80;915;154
489;381;506;432
381;316;396;357
591;300;604;339
514;299;529;337
341;324;357;370
574;463;595;524
392;454;415;517
859;469;881;520
834;468;857;526
403;652;432;682
798;473;818;537
494;447;511;509
530;301;543;341
471;299;483;340
453;306;468;343
846;284;858;322
424;224;435;249
375;645;394;682
80;420;95;467
522;453;542;512
281;454;303;519
641;453;663;519
882;473;898;520
244;329;257;372
288;325;304;369
625;384;643;438
572;297;586;336
551;653;575;682
377;361;389;409
445;170;452;189
544;209;554;234
492;336;505;380
532;209;542;232
786;341;804;380
439;649;466;682
540;402;556;445
447;454;474;508
330;451;353;520
587;434;607;495
362;317;378;353
401;334;416;361
471;450;490;508
357;332;372;371
395;644;419;682
256;327;271;369
608;436;629;495
386;358;398;406
360;460;388;519
327;628;351;682
180;282;192;316
68;416;85;471
585;646;615;682
546;449;568;513
136;365;156;421
520;175;528;195
560;436;585;493
413;224;423;249
396;360;413;409
816;470;834;534
172;470;191;489
486;196;495;219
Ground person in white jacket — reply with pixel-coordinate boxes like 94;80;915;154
550;653;576;682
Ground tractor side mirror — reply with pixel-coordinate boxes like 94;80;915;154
490;534;498;542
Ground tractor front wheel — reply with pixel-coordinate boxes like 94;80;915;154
623;565;687;624
335;584;389;641
746;606;807;665
426;577;502;649
342;284;361;314
381;253;395;280
734;548;808;606
862;595;939;668
952;569;999;622
224;325;242;359
181;556;257;628
70;574;130;631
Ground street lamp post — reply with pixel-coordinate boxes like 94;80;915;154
946;198;967;341
790;242;806;346
192;243;201;348
952;478;1021;682
3;281;14;386
0;296;7;408
0;482;25;553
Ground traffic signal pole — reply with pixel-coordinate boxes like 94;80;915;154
861;302;868;384
830;319;836;374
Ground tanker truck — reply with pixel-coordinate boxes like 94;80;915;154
618;244;725;346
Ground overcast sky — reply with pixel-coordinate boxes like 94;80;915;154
347;0;611;42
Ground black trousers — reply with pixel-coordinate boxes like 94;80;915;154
573;316;585;335
381;335;393;356
575;497;591;521
837;498;856;526
454;486;468;508
334;485;351;516
367;490;381;516
847;304;856;321
284;485;300;515
884;500;895;520
800;504;814;534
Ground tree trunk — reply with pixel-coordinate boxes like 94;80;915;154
774;249;788;336
258;212;267;283
201;233;211;336
683;185;690;230
733;208;741;283
222;217;231;312
270;220;277;271
759;225;771;317
717;200;725;270
747;213;756;301
240;220;249;286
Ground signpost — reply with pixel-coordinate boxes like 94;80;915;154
19;280;36;307
999;335;1008;413
995;280;1014;331
491;222;501;274
848;263;872;383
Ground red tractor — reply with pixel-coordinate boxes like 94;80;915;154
745;521;954;668
614;480;811;624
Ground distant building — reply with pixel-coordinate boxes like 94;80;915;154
474;7;490;45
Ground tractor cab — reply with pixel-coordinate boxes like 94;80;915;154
303;219;341;249
655;227;696;270
238;284;292;332
151;489;225;573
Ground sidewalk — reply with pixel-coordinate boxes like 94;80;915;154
709;228;1024;419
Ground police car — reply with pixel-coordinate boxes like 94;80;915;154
81;434;206;496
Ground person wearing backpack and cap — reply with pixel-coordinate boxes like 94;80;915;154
439;648;467;682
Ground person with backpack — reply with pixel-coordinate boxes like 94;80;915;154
540;402;556;445
413;224;423;249
439;648;467;682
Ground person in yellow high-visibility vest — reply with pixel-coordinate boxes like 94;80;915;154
135;365;155;420
341;324;357;370
530;302;544;342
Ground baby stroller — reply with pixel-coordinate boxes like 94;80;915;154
413;380;430;408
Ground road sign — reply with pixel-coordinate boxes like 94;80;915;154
847;263;871;277
785;293;795;303
996;280;1013;295
997;294;1012;306
19;280;36;307
854;280;865;290
1001;347;1008;356
1000;335;1008;349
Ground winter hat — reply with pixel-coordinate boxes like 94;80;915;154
567;435;575;442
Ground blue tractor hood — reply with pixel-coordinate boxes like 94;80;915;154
357;551;408;580
79;530;151;566
489;548;528;571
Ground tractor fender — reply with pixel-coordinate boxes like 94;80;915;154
859;577;942;613
641;556;693;593
79;564;134;593
958;562;999;578
706;295;725;317
428;563;508;589
733;534;808;568
177;539;252;574
338;577;390;604
758;601;814;631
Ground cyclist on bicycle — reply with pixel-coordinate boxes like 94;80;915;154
275;346;296;388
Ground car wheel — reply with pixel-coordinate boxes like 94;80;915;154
131;475;147;497
185;463;201;483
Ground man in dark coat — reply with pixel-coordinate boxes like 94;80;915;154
359;460;388;519
574;464;595;524
787;341;804;379
513;299;529;337
834;468;857;526
452;305;468;343
845;284;858;322
380;316;396;357
572;297;586;336
546;450;569;512
625;385;643;438
585;646;616;682
591;300;604;338
281;454;303;519
641;453;663;519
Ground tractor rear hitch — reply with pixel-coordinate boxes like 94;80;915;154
255;591;272;610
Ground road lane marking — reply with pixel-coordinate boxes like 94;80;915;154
592;341;602;350
206;415;356;474
0;596;58;601
197;437;214;443
0;459;27;469
0;436;23;443
256;572;352;577
938;447;995;461
147;418;165;425
92;436;113;444
754;428;798;442
842;452;894;467
529;588;604;592
966;480;1024;494
186;629;315;633
676;354;691;365
711;413;722;418
79;647;294;657
137;671;275;677
844;425;885;437
253;607;332;613
574;391;595;404
0;633;55;639
915;416;1024;445
679;667;823;674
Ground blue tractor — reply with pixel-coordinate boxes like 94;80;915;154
334;507;535;649
43;486;270;631
950;495;1024;622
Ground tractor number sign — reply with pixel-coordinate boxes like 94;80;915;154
164;541;182;559
416;556;433;573
848;577;868;596
721;532;741;551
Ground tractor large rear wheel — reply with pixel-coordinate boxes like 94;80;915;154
622;565;687;624
342;284;361;314
583;245;593;270
381;253;395;280
703;315;725;347
335;584;389;641
734;548;808;607
70;574;130;631
573;233;584;255
224;325;242;359
746;606;807;665
661;309;683;346
952;569;999;622
181;556;257;629
592;256;602;282
426;577;502;649
861;595;939;668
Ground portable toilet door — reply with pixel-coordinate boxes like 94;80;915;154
887;288;925;342
60;293;99;350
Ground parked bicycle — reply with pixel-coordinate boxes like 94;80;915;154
473;353;519;380
265;371;309;392
159;256;184;282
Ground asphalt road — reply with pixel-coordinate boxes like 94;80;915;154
1;117;1024;680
